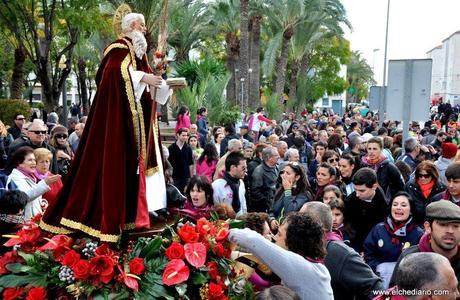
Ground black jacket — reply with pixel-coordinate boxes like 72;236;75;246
404;179;445;225
345;187;388;252
219;134;238;158
325;240;384;300
250;162;279;212
362;158;404;199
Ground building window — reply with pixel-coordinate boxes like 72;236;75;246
322;97;329;106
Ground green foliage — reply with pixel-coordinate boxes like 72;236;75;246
0;99;31;124
347;50;376;102
173;58;227;88
264;93;284;121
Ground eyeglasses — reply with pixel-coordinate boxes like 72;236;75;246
55;134;68;139
328;158;339;163
417;173;432;179
31;130;47;135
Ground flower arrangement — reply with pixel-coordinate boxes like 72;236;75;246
0;216;253;299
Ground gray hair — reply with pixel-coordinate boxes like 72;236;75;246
404;137;419;153
121;13;145;34
276;141;288;150
47;112;59;124
394;252;449;293
284;148;299;160
300;202;333;232
227;139;242;152
261;146;277;161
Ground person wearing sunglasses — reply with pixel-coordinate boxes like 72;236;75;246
404;161;446;226
49;125;74;179
6;120;58;175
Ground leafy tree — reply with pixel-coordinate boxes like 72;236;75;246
172;58;227;88
346;50;375;103
0;0;105;111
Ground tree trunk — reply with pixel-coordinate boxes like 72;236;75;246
10;46;26;99
273;28;294;97
225;32;239;106
249;15;261;110
299;52;311;78
77;58;89;115
288;60;300;112
239;0;249;111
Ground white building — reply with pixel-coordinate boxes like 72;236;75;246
313;65;347;115
427;31;460;105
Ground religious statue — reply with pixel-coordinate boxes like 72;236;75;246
40;6;169;243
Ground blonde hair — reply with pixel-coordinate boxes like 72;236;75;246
0;120;6;137
33;148;53;162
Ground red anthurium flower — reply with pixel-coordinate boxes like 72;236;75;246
4;225;41;247
215;224;229;242
184;242;207;268
162;259;190;286
117;264;140;291
0;251;18;275
178;224;199;243
40;235;72;251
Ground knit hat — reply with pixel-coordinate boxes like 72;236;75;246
442;142;458;159
426;200;460;223
51;125;68;136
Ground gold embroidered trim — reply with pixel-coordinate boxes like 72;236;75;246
146;166;160;176
122;38;136;70
60;217;120;243
39;220;73;235
124;222;136;230
103;43;129;57
121;53;142;156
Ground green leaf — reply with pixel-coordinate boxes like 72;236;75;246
5;263;34;274
17;252;34;264
191;272;208;285
143;237;163;260
0;273;47;287
228;219;245;229
146;283;174;300
175;283;187;296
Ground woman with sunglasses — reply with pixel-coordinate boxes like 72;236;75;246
272;162;313;218
49;126;73;179
404;161;446;225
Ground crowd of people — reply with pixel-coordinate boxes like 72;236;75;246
2;101;460;299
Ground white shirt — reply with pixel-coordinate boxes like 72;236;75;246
212;178;247;217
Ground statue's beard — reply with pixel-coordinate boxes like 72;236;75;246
126;30;147;59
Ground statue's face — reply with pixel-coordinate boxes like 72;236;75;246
131;19;146;34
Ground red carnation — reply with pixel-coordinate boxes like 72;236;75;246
165;242;185;260
90;256;115;284
62;250;80;268
207;261;219;279
72;259;91;280
162;259;190;286
178;224;199;243
184;242;207;268
213;243;225;258
26;287;47;300
208;282;226;300
3;287;24;300
129;257;145;275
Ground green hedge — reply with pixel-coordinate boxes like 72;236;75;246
0;99;31;125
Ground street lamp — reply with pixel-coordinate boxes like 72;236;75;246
58;55;69;126
379;0;390;126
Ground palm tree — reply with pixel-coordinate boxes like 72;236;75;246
239;0;250;111
210;0;240;105
346;51;375;103
168;0;211;63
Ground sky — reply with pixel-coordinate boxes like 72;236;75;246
341;0;460;85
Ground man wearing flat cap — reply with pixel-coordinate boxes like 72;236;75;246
390;200;460;286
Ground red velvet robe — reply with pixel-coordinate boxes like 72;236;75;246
40;38;162;242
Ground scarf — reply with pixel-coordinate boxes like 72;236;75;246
326;231;343;241
34;170;51;181
223;172;241;213
17;166;37;183
0;213;25;224
417;179;435;199
362;154;386;170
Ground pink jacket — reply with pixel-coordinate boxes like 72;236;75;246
195;159;217;182
175;114;191;133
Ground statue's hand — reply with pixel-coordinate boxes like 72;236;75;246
142;74;162;88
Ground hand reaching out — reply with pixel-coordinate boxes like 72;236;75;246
141;74;163;88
